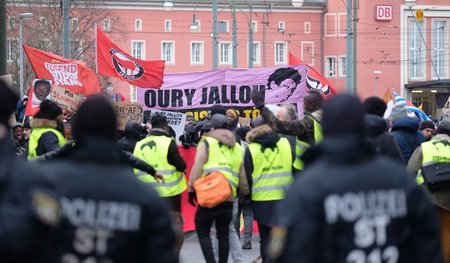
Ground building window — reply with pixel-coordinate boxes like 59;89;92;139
219;42;232;64
432;19;448;79
8;16;15;30
162;41;175;64
249;42;261;65
132;41;145;59
39;17;48;29
103;18;111;32
251;21;257;32
339;56;346;77
219;20;229;33
278;21;286;33
191;41;204;65
130;85;137;103
408;19;425;79
275;42;287;64
165;20;172;32
325;57;337;78
7;39;18;62
304;22;311;34
72;18;79;31
135;19;142;31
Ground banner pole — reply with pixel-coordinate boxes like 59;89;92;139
94;23;98;74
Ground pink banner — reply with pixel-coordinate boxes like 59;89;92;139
137;66;326;120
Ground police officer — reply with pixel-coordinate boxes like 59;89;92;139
27;99;66;160
244;119;296;262
269;95;443;263
0;97;177;263
133;112;187;255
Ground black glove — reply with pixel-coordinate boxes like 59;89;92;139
188;192;197;207
251;88;265;109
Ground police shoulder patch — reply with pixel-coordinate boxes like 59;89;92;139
32;190;60;226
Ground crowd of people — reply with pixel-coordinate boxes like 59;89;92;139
1;76;449;263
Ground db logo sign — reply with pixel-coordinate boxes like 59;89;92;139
375;5;393;21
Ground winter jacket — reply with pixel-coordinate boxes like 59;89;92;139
407;134;450;212
0;135;18;197
189;128;250;200
364;114;404;163
271;135;443;263
391;117;425;164
117;121;146;153
261;106;322;145
29;118;65;157
0;139;177;263
244;124;296;227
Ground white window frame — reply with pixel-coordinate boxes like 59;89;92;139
301;41;315;66
135;19;142;32
274;41;288;65
408;18;426;80
337;13;347;37
325;56;337;78
248;41;261;66
7;38;17;63
71;17;79;31
130;85;137;103
219;41;232;65
219;20;229;33
278;21;286;33
251;21;258;33
339;56;347;77
131;40;145;60
164;19;172;32
161;41;175;64
325;13;337;37
304;22;311;34
431;18;448;79
190;41;204;65
103;18;111;32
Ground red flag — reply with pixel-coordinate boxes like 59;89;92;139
23;45;101;96
24;85;39;116
288;52;337;97
96;27;165;89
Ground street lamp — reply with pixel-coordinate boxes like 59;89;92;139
404;0;417;8
373;70;382;96
189;14;200;33
291;0;304;8
19;12;33;100
163;0;173;12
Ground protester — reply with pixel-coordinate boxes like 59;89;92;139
362;96;388;117
118;120;147;153
15;96;28;123
389;104;425;164
419;120;436;141
12;123;27;156
0;96;177;262
23;119;31;140
275;103;298;122
407;119;450;263
189;113;249;263
268;94;444;263
133;113;187;255
27;99;66;160
244;120;296;262
226;109;240;131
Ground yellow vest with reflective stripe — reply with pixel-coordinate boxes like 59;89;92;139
27;128;66;160
133;135;187;197
201;136;243;198
293;138;310;171
249;137;293;201
416;140;450;185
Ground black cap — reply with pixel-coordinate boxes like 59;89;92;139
210;114;228;129
362;96;387;117
0;79;19;126
322;94;365;137
35;100;63;120
419;120;435;131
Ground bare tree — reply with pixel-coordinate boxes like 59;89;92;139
6;0;122;95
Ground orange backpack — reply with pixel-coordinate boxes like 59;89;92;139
194;171;232;208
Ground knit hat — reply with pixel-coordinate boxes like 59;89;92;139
388;104;407;122
34;100;63;120
0;79;18;126
210;114;228;129
435;119;450;136
322;94;365;137
419;120;435;131
226;109;239;119
72;96;117;141
363;96;387;117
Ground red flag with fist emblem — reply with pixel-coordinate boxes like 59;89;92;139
96;26;165;89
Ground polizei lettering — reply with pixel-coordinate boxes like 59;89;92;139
144;85;265;108
60;197;142;231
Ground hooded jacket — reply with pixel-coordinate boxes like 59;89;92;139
29;118;65;157
117;121;146;153
364;114;404;163
189;128;249;200
271;136;443;263
244;124;296;227
391;117;425;164
0;139;177;263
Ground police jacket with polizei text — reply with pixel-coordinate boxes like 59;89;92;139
272;136;443;263
0;139;177;263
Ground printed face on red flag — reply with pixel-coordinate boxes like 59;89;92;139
96;27;165;89
23;45;100;96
